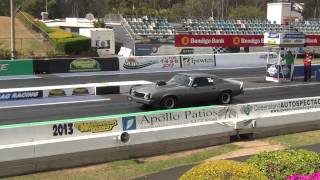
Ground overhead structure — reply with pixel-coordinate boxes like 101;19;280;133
264;32;305;82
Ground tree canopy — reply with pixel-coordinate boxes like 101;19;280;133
0;0;319;20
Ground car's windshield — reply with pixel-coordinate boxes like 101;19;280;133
168;74;191;86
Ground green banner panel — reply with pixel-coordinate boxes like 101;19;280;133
0;59;34;76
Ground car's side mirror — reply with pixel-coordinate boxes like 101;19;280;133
192;84;198;88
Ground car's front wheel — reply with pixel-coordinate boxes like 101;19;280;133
219;91;232;104
160;96;177;109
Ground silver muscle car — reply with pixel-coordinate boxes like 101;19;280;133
128;73;244;109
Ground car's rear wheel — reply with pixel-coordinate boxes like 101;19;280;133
219;91;232;104
160;96;177;109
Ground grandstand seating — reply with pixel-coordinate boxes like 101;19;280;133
123;16;176;36
123;16;320;36
181;17;320;35
182;17;285;35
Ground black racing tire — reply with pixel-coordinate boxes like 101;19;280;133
160;96;177;109
219;91;232;104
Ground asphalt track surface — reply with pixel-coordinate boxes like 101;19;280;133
1;67;320;125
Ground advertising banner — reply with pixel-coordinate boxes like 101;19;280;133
119;55;180;70
34;57;119;74
135;44;176;56
0;90;43;101
215;52;270;68
135;35;176;56
0;60;34;76
264;32;305;46
121;106;237;130
175;34;320;48
236;96;320;118
180;54;215;68
0;117;124;145
175;35;264;47
42;87;95;98
305;35;320;46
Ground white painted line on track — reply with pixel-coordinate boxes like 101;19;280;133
245;82;320;91
227;76;265;80
0;80;153;93
0;76;41;80
0;98;111;109
55;66;265;77
97;80;153;86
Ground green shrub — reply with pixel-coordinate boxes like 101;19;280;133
34;20;52;33
180;160;267;180
0;48;11;59
54;35;91;54
17;11;91;55
246;149;320;180
49;28;73;39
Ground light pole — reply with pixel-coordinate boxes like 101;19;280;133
10;0;16;59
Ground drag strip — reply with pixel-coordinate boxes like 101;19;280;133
0;67;265;89
1;81;320;125
1;67;320;125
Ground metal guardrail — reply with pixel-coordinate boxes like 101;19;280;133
16;10;55;53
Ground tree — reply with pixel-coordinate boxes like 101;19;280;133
93;19;106;28
20;0;59;19
0;1;11;16
229;5;265;19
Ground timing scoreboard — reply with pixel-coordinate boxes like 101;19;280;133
264;32;305;47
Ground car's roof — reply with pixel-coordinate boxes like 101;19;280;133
178;73;218;78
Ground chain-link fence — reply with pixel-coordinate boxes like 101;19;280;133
0;38;53;58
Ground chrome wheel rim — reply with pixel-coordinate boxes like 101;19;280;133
164;98;175;108
221;93;230;104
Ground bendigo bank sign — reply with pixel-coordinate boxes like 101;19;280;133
175;35;264;47
175;34;320;47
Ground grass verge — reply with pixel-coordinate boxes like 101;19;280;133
5;144;239;180
261;129;320;148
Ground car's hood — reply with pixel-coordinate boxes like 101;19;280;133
133;82;180;93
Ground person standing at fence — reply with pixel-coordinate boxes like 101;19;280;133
304;50;312;82
284;50;295;81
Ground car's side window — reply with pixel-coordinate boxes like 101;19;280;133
207;77;214;86
193;77;211;87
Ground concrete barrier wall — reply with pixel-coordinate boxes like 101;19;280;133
1;110;320;177
1;96;320;176
1;96;320;151
0;122;233;162
118;52;269;71
0;80;153;102
5;94;319;145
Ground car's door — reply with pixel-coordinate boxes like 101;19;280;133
186;77;218;103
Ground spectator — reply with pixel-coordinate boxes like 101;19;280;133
304;50;312;82
284;50;295;81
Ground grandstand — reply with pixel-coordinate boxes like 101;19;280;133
123;15;320;36
111;1;319;55
123;16;176;36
